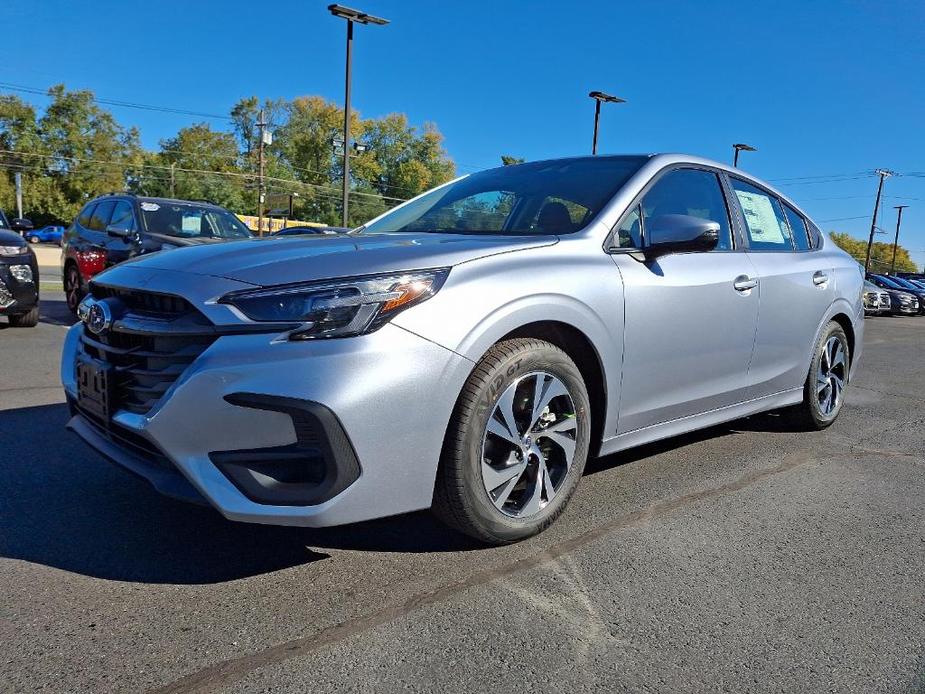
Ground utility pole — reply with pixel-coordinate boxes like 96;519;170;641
890;205;909;275
863;169;894;274
257;109;267;237
169;162;176;198
14;171;23;220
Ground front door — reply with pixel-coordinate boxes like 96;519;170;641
612;167;760;434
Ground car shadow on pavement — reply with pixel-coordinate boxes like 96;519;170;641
1;403;803;584
0;403;485;584
38;299;77;327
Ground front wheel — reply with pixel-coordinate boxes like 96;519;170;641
787;321;850;430
28;236;40;244
64;264;83;314
433;338;591;544
8;306;39;327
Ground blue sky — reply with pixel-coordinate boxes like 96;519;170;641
3;0;924;266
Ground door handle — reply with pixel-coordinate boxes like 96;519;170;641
812;271;829;286
733;275;758;292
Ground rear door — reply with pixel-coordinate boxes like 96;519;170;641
612;166;760;434
727;176;835;398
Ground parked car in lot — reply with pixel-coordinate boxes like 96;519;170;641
62;154;864;544
0;228;39;327
867;274;925;315
271;225;347;236
26;225;65;245
863;280;890;316
62;194;253;314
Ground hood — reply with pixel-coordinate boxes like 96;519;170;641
0;229;26;246
119;232;558;286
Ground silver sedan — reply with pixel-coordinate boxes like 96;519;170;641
62;154;864;543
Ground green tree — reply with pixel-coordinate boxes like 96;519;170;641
500;155;524;166
829;231;918;273
148;123;246;210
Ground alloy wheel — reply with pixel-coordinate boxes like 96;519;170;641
480;371;578;518
65;267;81;312
816;336;847;416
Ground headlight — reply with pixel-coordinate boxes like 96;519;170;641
0;245;27;256
220;268;449;339
10;264;33;283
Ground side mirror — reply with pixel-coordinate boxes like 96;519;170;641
106;224;131;238
11;217;33;232
644;214;719;260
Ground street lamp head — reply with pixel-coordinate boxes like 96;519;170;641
328;4;389;24
733;143;757;153
589;91;626;104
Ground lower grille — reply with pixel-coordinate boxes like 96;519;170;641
72;398;172;469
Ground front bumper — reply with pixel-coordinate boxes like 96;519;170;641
0;260;38;314
62;322;474;526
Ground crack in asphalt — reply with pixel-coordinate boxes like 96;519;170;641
151;448;818;694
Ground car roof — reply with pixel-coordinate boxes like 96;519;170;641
495;153;815;224
91;193;225;209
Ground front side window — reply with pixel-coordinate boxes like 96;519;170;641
87;201;115;232
730;178;794;251
108;201;135;233
138;201;252;240
638;168;733;250
360;156;648;236
782;203;810;251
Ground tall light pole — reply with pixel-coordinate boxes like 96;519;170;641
890;204;909;275
732;143;757;167
588;91;625;155
863;169;895;274
328;4;389;227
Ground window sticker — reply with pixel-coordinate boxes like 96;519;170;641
181;213;203;233
735;191;785;244
140;202;160;211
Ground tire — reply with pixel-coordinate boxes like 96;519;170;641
8;306;39;327
28;236;39;244
786;321;849;430
433;338;591;544
64;264;83;314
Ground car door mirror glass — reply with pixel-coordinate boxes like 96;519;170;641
105;223;131;237
645;214;719;259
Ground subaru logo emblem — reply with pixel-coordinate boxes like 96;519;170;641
86;300;112;335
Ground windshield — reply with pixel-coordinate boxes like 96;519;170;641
874;275;903;289
360;156;648;236
889;276;920;290
138;201;252;240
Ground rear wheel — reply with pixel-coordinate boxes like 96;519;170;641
28;236;39;244
433;339;591;544
8;306;39;327
64;264;83;314
787;321;849;430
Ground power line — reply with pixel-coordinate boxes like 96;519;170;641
0;148;410;202
0;81;234;121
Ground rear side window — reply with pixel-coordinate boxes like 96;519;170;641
782;203;810;251
78;204;97;228
807;221;823;249
639;168;733;250
730;178;793;251
87;201;115;231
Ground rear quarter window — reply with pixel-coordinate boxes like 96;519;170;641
77;204;97;228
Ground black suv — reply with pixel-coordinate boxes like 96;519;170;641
0;208;39;327
62;194;253;313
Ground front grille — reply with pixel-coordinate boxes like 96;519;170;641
80;286;218;415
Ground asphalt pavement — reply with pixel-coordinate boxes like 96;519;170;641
1;297;923;693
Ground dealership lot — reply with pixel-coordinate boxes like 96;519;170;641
1;301;923;693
